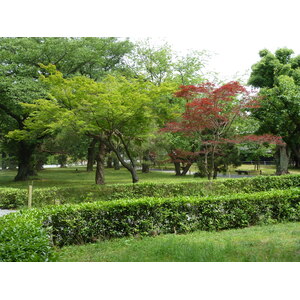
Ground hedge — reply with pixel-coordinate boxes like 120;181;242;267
0;187;66;209
1;187;300;261
0;210;56;262
2;174;300;209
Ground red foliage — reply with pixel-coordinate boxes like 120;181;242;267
163;81;258;135
237;134;285;145
168;149;200;163
162;82;283;164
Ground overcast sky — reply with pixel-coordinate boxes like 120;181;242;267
3;0;300;83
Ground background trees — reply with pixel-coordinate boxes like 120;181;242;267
14;66;175;184
0;37;133;180
248;48;300;174
2;38;296;183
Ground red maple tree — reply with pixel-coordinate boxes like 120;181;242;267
162;81;282;179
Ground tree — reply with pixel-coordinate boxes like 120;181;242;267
0;37;133;180
127;39;209;86
13;66;174;184
248;48;300;173
162;81;257;179
127;39;210;173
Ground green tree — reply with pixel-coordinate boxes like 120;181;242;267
248;48;300;173
0;37;133;180
127;39;209;173
11;66;174;184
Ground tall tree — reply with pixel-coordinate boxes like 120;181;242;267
0;37;133;180
248;48;300;173
127;39;209;172
10;66;174;184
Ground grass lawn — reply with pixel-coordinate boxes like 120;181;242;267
0;166;202;189
1;164;300;189
57;222;300;262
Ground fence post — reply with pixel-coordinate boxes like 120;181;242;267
28;181;33;208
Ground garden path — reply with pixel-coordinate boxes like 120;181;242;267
0;209;17;217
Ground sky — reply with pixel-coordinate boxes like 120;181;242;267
2;0;300;83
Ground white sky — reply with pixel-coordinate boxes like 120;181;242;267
2;0;300;83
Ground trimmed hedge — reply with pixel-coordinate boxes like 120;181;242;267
2;174;300;209
1;187;300;261
0;187;66;209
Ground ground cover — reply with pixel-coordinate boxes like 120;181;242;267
57;222;300;262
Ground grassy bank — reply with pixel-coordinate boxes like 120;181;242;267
57;222;300;262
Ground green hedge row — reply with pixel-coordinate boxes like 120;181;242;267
1;187;300;261
2;174;300;209
0;187;65;209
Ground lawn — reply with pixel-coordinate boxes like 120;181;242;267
2;163;299;189
57;222;300;262
0;166;202;189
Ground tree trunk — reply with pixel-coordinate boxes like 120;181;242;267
107;156;113;168
113;156;120;170
14;142;36;181
58;154;67;168
180;163;192;176
107;138;139;183
275;145;290;175
290;143;300;168
1;152;7;170
213;167;218;179
87;138;97;172
35;159;45;171
95;142;106;185
174;162;181;176
142;150;151;173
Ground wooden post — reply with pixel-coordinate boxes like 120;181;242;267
28;181;33;208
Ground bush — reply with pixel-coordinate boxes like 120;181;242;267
0;210;56;262
48;188;300;247
2;174;300;208
0;188;27;209
0;187;66;209
1;187;299;261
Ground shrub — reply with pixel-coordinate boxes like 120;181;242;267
0;210;56;262
0;188;27;209
2;187;299;261
48;188;300;247
2;174;300;209
0;187;66;209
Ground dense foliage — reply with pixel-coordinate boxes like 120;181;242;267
1;186;300;261
248;48;300;173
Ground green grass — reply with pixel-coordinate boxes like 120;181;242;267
57;222;300;262
1;164;300;190
0;166;203;189
2;164;300;191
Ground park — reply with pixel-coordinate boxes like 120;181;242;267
0;37;300;262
